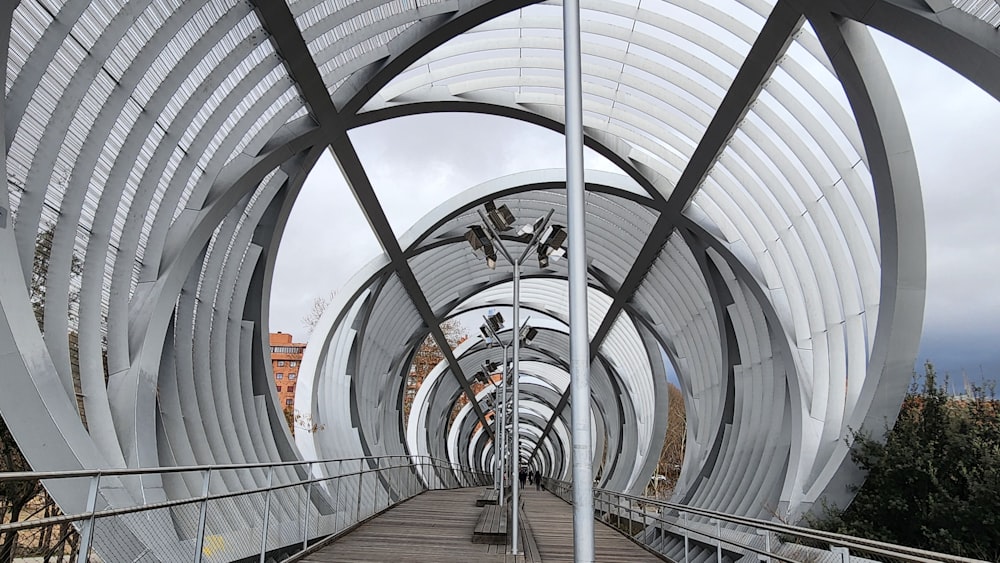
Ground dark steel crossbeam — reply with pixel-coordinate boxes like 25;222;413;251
529;2;805;462
250;1;494;437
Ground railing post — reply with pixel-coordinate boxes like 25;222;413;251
681;511;689;563
302;462;314;550
258;466;273;563
356;470;364;522
194;469;212;563
758;529;771;563
714;518;722;562
333;474;342;533
372;460;379;515
76;473;101;563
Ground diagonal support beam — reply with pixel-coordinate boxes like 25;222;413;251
328;134;494;438
528;1;805;462
251;0;494;437
250;0;339;124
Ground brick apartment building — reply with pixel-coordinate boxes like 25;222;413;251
270;332;306;411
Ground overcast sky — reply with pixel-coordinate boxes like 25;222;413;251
271;29;1000;387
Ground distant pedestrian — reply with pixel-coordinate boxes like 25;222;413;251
518;467;527;488
534;469;542;490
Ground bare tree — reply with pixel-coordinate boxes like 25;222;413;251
0;418;39;562
649;382;686;498
404;319;467;424
301;290;337;337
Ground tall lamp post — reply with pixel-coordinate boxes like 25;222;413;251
479;312;538;506
466;201;566;555
472;354;504;497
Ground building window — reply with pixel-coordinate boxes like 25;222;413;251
288;373;296;380
285;399;293;406
275;373;283;379
287;385;295;393
276;386;282;392
290;361;297;367
277;360;285;367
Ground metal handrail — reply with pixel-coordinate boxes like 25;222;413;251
1;461;421;533
0;455;490;563
543;479;989;563
0;454;426;482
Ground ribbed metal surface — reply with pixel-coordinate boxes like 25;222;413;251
5;1;981;559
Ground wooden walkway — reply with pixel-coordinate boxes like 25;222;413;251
518;487;661;562
297;486;663;562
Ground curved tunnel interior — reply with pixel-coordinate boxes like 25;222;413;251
7;0;999;559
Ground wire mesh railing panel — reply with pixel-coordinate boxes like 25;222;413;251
93;504;196;562
266;485;309;553
542;480;988;563
1;456;491;563
203;492;265;562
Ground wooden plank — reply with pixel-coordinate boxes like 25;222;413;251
477;487;500;506
518;487;665;563
298;487;663;563
473;505;507;543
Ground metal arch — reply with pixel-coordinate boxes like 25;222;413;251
0;2;945;552
110;132;326;472
331;0;539;116
523;2;804;466
403;310;659;491
249;1;494;435
801;9;926;515
795;0;1000;101
328;135;495;438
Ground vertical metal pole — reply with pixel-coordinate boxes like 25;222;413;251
373;460;380;514
681;512;689;563
564;0;594;560
510;261;521;555
715;519;722;562
334;475;342;533
259;467;273;563
76;473;101;563
194;469;212;563
356;470;364;521
499;343;509;506
302;462;314;550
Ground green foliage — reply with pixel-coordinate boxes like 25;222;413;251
811;362;1000;561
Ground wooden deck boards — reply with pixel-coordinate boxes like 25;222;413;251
297;486;663;562
519;487;663;562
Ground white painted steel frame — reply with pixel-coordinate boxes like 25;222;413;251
4;0;989;560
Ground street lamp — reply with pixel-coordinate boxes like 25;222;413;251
466;203;565;555
474;355;504;494
479;313;537;507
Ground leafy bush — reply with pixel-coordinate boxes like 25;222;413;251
811;363;999;561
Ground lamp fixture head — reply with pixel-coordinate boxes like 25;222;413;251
465;225;488;254
519;324;538;345
485;200;515;232
516;214;547;241
540;224;567;252
485;311;504;333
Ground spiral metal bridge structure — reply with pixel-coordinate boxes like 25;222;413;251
2;0;998;559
